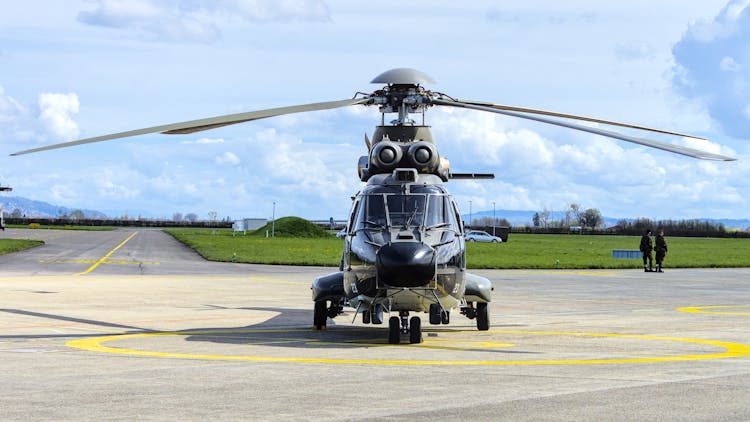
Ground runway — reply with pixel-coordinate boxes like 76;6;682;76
1;228;749;420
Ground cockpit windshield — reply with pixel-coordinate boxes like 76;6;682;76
387;195;425;227
355;193;458;231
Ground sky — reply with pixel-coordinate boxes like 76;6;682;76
1;0;749;222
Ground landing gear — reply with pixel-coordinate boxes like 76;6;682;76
429;303;450;325
460;302;490;331
409;316;422;344
362;304;384;325
313;300;327;330
388;316;400;344
387;311;423;344
476;302;490;331
313;299;343;330
371;304;384;324
429;303;441;325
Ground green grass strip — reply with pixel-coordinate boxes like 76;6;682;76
0;239;44;255
165;229;750;269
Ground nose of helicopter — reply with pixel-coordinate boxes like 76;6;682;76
376;242;436;288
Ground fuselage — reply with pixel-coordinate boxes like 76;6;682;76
341;171;466;313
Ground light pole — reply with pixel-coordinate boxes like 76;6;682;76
468;200;472;229
272;201;276;238
492;201;496;236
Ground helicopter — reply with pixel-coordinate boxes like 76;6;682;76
12;68;735;344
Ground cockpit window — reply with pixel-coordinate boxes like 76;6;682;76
386;195;425;227
355;194;386;230
355;193;458;231
425;194;455;228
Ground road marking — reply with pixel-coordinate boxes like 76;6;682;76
677;305;750;316
74;231;138;276
66;329;750;365
40;259;159;265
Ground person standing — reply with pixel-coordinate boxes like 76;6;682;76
639;229;654;272
655;229;668;273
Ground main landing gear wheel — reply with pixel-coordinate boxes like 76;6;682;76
429;303;450;325
429;303;441;325
313;300;327;330
476;302;490;331
409;316;422;344
387;313;423;344
388;316;400;344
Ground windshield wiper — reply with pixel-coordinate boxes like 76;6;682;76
425;222;450;231
356;220;385;231
403;207;419;229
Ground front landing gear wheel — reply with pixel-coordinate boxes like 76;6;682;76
313;300;327;330
476;302;490;331
409;316;422;344
388;316;400;344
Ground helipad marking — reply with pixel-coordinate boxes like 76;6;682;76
40;259;159;265
677;305;750;316
65;329;750;365
75;231;139;276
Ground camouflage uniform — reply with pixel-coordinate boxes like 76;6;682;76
639;230;653;272
655;231;668;272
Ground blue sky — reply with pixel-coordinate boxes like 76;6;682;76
1;0;748;222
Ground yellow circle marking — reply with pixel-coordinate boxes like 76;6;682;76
66;329;750;365
678;305;750;316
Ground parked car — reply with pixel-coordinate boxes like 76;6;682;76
464;230;502;243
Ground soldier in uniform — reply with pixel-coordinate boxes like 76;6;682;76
655;229;668;272
639;229;653;272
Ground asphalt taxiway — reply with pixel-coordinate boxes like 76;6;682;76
1;228;749;420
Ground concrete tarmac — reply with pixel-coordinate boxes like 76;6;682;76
1;228;749;420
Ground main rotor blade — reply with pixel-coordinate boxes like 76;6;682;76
11;98;370;156
458;100;708;140
432;99;736;161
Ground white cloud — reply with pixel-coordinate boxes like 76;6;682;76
38;93;80;140
77;0;330;43
720;56;741;72
672;0;750;137
214;151;240;165
0;85;25;121
181;137;225;144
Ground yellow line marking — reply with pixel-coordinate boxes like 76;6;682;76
74;231;138;276
40;259;159;265
677;305;750;316
65;329;750;365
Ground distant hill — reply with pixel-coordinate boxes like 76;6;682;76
465;209;750;230
0;196;107;219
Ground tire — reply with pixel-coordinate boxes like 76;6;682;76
441;310;450;325
409;316;422;344
388;316;400;344
476;302;490;331
313;300;327;330
429;303;441;325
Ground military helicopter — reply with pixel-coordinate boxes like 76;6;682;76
12;68;735;344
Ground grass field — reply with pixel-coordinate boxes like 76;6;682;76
0;239;44;255
165;229;750;269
